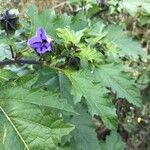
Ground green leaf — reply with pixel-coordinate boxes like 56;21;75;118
105;25;146;59
119;0;150;16
0;101;74;150
0;69;18;84
70;11;88;31
94;63;142;106
89;21;106;37
0;76;77;114
77;45;103;63
100;131;126;150
3;87;75;114
0;74;75;149
0;44;12;60
32;68;62;90
85;21;106;46
27;5;88;40
32;68;74;104
65;70;117;129
57;28;84;45
70;104;101;150
27;5;71;39
0;30;7;44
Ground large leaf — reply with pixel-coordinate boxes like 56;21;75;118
0;69;18;85
27;5;88;40
32;68;73;104
65;70;117;129
0;44;12;60
105;25;146;59
0;75;75;149
94;63;142;106
0;101;74;150
70;104;101;150
0;78;76;114
32;68;63;91
119;0;150;15
27;5;71;39
100;131;126;150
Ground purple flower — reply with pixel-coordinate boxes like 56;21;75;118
28;27;52;54
97;0;107;6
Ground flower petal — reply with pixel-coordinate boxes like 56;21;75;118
36;46;51;54
36;27;46;35
27;36;42;47
36;27;47;40
30;42;42;49
35;47;43;54
47;36;52;43
44;42;51;49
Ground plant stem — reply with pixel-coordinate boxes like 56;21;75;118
9;44;15;58
5;22;15;58
53;1;66;9
0;59;43;66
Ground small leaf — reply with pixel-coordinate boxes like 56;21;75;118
77;45;102;63
57;28;84;45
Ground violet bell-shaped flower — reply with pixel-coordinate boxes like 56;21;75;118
27;27;52;54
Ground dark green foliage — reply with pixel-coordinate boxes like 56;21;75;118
0;1;149;149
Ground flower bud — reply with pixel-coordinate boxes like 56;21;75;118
0;9;19;34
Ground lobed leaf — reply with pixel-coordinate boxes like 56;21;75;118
0;102;74;150
57;28;84;45
105;25;146;59
100;131;126;150
119;0;150;16
70;105;101;150
0;82;76;114
65;70;117;129
94;63;142;106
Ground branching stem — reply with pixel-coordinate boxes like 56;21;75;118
0;59;43;66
